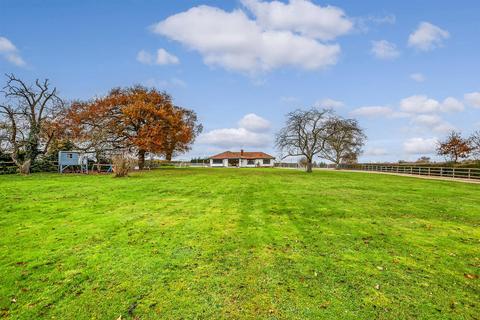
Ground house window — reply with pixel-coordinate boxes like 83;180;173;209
212;159;223;164
67;153;73;159
263;159;270;164
247;159;255;165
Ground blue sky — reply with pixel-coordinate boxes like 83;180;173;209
1;0;479;162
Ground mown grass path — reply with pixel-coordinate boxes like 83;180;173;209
0;168;479;319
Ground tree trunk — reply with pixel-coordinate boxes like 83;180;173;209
19;160;31;175
306;161;313;173
165;151;173;161
138;149;146;170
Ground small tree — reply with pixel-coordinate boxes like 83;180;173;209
470;130;480;160
276;108;333;173
112;153;135;177
0;74;63;174
437;131;472;163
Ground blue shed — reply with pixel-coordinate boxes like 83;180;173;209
58;151;88;173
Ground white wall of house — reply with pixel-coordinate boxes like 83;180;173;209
210;158;274;167
210;158;228;167
239;159;273;167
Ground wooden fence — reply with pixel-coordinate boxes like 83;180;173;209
346;164;480;180
0;161;59;175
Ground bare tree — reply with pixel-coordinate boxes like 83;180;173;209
276;108;333;173
320;117;366;168
470;130;480;160
0;74;63;174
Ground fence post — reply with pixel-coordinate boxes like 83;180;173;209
440;168;443;177
453;168;455;178
428;167;431;176
468;168;471;179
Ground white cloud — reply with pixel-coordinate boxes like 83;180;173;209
432;122;456;134
156;48;180;64
280;96;299;104
354;14;396;33
315;98;344;109
144;77;186;88
403;137;438;154
440;97;464;112
400;95;439;113
198;113;271;148
400;95;464;114
241;0;353;41
137;50;153;64
152;5;341;73
410;73;425;82
237;113;271;132
412;114;442;127
371;40;400;60
350;106;394;117
464;92;480;108
137;48;179;65
198;128;270;148
369;14;396;25
408;22;449;51
364;148;388;156
0;36;25;66
410;114;454;133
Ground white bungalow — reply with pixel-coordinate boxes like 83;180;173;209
209;150;275;167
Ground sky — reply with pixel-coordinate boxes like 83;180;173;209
1;0;479;162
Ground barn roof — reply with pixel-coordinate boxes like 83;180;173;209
210;151;275;160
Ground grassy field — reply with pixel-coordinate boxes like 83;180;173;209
0;168;479;319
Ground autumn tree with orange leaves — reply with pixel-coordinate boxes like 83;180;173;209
436;131;472;163
66;86;202;169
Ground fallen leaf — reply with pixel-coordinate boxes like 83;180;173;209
374;284;380;290
464;273;478;279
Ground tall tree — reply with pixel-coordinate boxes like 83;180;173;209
0;74;63;174
436;131;472;163
66;100;125;161
160;107;202;161
320;117;366;167
276;108;333;173
67;86;201;168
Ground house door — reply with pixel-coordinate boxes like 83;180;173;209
228;159;239;167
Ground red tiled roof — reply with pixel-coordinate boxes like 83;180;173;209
210;151;275;159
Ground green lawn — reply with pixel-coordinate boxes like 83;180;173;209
0;168;479;319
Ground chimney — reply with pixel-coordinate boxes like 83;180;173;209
240;149;244;156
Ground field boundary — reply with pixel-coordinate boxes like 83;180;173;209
338;166;480;184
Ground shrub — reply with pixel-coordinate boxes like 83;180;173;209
112;154;135;177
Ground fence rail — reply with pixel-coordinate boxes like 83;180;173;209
347;164;480;180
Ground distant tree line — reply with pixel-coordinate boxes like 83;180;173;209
0;74;202;174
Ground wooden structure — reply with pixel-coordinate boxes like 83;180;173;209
58;151;88;174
